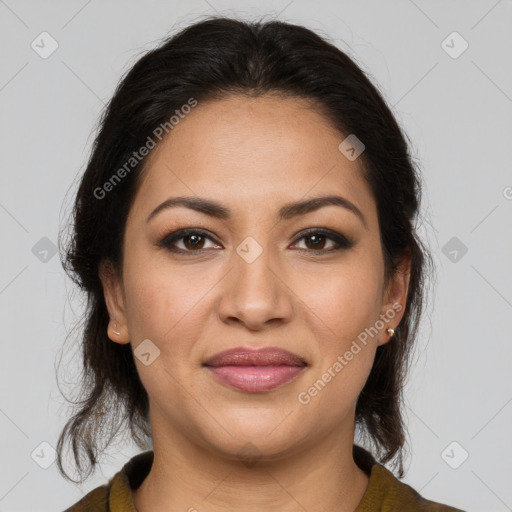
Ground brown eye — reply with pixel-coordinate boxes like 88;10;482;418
182;234;206;250
303;233;329;251
292;228;355;253
159;227;354;256
159;229;221;254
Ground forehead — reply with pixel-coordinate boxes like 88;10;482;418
129;94;376;225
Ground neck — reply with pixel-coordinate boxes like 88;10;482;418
132;418;369;512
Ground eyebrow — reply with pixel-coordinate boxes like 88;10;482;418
146;195;367;228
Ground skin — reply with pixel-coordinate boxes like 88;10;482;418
99;94;410;512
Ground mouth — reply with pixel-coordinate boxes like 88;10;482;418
203;347;308;393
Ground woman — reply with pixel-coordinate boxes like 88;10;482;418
59;16;464;512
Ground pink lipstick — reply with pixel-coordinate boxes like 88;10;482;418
203;347;307;392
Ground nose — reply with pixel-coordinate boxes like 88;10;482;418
217;241;293;331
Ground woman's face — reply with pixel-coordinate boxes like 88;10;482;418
101;94;409;461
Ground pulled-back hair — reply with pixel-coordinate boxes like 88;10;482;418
56;15;432;483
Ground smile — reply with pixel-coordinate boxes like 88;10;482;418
205;365;306;392
203;347;307;392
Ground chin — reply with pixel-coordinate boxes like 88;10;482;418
207;433;304;465
190;405;313;463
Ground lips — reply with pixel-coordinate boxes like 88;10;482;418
203;347;307;392
204;347;306;367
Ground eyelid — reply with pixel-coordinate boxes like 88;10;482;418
158;228;221;250
291;227;354;245
157;227;355;254
290;227;355;252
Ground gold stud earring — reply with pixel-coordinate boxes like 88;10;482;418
386;328;395;337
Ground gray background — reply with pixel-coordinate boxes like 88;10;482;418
1;1;511;511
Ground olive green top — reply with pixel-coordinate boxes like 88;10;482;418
64;446;465;511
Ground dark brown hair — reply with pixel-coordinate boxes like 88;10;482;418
56;15;432;483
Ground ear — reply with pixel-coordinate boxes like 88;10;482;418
377;254;411;347
98;259;130;344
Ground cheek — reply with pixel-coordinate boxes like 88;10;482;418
297;256;384;342
121;248;203;348
120;256;210;410
292;255;384;402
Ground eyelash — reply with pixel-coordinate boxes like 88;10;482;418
157;228;355;255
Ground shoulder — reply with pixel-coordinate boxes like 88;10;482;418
63;472;133;512
62;484;109;512
353;446;465;512
62;451;153;512
360;463;466;512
